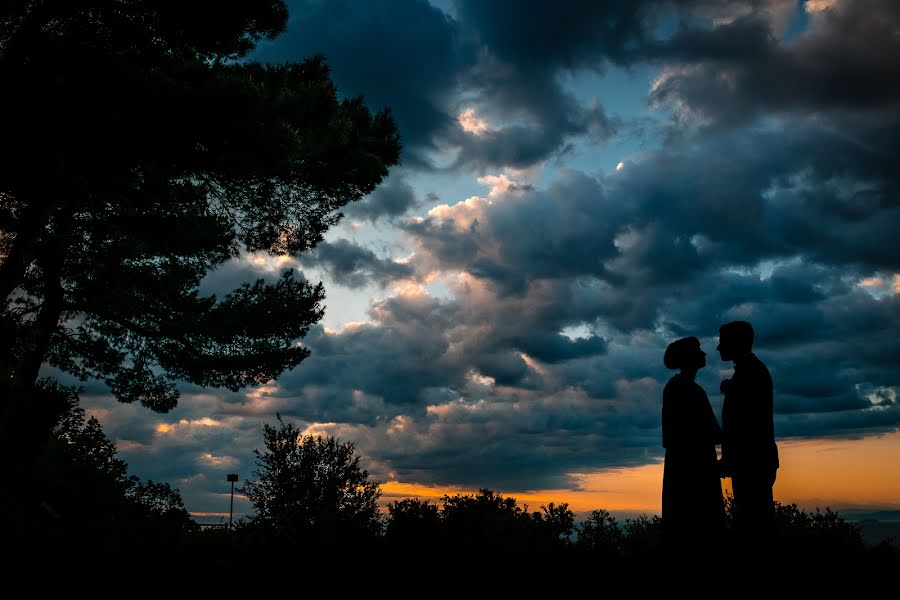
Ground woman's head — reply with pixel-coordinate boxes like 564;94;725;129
664;336;706;373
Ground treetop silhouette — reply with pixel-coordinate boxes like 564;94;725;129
0;2;400;446
241;415;383;543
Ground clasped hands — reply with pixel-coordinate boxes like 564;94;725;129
720;378;734;395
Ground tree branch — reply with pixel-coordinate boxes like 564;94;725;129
0;194;60;304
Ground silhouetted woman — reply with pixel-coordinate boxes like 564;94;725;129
661;336;725;546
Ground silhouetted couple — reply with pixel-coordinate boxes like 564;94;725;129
661;321;779;552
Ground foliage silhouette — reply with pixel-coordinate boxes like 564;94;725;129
575;509;623;557
620;514;664;558
773;503;865;554
387;488;576;555
240;415;382;547
386;498;441;548
439;487;527;549
0;1;400;455
6;379;195;553
538;501;578;545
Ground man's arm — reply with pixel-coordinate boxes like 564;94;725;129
719;381;734;477
747;362;778;470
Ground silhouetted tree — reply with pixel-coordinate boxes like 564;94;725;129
620;514;663;558
129;479;195;524
0;2;400;453
440;489;525;549
723;490;868;561
531;502;576;547
439;489;574;554
7;379;195;551
772;502;867;558
576;509;623;557
386;498;442;549
241;416;382;546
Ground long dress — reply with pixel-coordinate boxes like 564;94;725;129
662;374;725;541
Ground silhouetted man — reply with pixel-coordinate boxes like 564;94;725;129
717;321;778;539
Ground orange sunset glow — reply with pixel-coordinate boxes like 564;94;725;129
382;432;900;514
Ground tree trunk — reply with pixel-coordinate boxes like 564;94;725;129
11;254;63;391
0;210;67;451
0;195;58;304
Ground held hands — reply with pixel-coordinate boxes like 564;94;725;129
720;379;734;395
717;459;733;479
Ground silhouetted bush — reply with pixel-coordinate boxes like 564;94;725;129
238;415;383;550
622;514;665;558
386;498;441;549
6;380;196;555
576;509;623;557
437;489;575;555
535;502;577;547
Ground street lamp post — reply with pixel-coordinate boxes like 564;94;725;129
227;473;239;530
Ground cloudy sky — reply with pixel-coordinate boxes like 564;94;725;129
81;0;900;518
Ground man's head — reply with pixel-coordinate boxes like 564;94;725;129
717;321;754;362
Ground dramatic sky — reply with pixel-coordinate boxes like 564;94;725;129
79;0;900;518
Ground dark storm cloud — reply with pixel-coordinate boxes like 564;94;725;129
370;383;663;489
252;0;887;170
218;273;613;425
402;170;626;293
649;0;900;127
447;2;635;170
254;327;665;489
276;295;467;409
299;239;412;289
405;116;900;311
256;0;474;162
655;261;842;341
509;332;607;364
453;0;795;74
447;0;798;168
449;87;619;169
471;351;529;386
596;120;900;276
255;0;642;169
454;0;650;69
452;123;580;171
776;404;900;440
343;174;422;222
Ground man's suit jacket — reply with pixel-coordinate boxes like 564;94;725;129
721;352;779;476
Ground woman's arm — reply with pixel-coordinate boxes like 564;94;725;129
662;378;684;449
662;382;673;449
